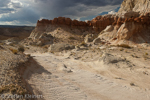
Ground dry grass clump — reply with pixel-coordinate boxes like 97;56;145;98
120;48;124;51
117;44;131;48
9;48;18;54
69;37;76;40
9;43;15;46
145;52;148;55
26;54;31;58
125;50;128;53
18;46;25;52
143;53;149;60
130;82;135;86
0;42;4;45
80;41;87;46
0;84;27;95
42;45;49;49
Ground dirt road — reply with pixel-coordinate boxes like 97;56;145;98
22;53;150;100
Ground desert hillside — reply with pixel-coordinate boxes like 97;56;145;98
0;26;34;40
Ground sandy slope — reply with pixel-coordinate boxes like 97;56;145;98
22;52;150;100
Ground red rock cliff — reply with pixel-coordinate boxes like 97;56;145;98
36;16;117;32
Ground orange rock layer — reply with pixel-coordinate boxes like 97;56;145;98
36;13;150;32
36;16;115;32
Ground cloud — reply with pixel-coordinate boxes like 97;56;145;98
0;0;123;25
0;8;15;14
108;11;116;14
8;2;23;8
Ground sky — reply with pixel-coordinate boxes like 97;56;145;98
0;0;123;26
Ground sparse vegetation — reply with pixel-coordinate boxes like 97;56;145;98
69;37;76;40
117;44;131;48
50;51;54;54
131;54;139;58
120;48;124;51
18;46;25;52
9;43;15;46
0;84;27;95
145;52;148;55
143;55;148;60
9;48;18;54
80;41;87;46
0;43;4;45
143;53;149;60
26;54;31;58
125;50;128;53
130;82;135;86
43;45;49;49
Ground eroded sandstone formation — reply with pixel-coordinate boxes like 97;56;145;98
36;17;89;28
118;0;150;15
36;15;118;32
95;11;150;46
91;15;116;31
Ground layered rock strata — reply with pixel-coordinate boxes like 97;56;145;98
95;12;150;46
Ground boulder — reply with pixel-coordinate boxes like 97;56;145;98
124;11;140;18
84;34;95;43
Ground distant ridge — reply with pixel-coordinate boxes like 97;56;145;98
0;25;35;28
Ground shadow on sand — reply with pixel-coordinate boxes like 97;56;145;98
19;57;51;100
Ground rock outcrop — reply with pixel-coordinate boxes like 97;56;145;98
91;15;116;31
95;11;150;46
29;16;118;45
118;0;150;15
36;18;89;28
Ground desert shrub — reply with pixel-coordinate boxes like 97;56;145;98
69;37;76;40
9;43;15;46
80;41;86;46
0;43;4;45
26;54;31;58
18;46;25;52
117;44;131;48
26;47;30;49
145;52;148;55
130;82;135;86
9;48;18;54
42;45;49;49
125;50;128;53
120;48;124;51
143;54;148;60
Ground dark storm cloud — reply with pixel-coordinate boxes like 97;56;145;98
32;0;123;19
0;8;15;14
0;0;123;25
0;0;10;7
34;0;122;7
